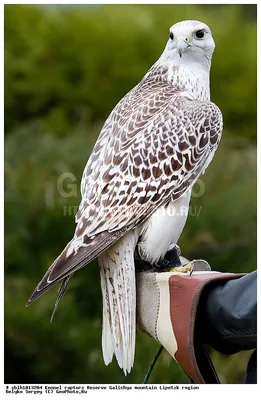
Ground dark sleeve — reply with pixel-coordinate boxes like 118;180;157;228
195;271;257;354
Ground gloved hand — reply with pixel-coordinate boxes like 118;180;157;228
135;256;250;384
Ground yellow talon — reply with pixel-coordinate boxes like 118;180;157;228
168;261;193;273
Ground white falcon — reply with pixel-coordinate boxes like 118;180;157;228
27;20;223;374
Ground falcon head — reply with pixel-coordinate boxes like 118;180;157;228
165;20;215;67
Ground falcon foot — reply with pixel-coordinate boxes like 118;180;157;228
156;245;194;275
135;242;193;274
167;261;194;275
154;244;182;271
135;241;181;271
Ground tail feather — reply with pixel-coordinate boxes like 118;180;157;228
50;275;72;323
99;230;138;374
101;290;114;365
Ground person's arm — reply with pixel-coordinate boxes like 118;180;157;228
195;270;257;384
195;270;257;354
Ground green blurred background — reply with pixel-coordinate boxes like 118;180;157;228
4;4;256;384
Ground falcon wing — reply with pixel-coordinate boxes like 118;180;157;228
27;76;222;305
76;90;222;235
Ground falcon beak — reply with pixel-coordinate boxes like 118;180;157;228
176;37;191;58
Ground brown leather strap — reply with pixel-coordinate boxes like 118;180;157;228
169;272;245;383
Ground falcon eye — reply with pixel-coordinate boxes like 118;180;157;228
169;32;174;40
195;29;205;39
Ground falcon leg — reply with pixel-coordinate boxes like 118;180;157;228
155;245;193;273
154;244;182;271
135;241;193;274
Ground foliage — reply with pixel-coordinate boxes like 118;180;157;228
4;4;256;384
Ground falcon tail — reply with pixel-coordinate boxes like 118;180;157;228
99;230;138;375
26;230;124;306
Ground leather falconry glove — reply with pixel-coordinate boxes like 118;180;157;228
135;256;247;384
